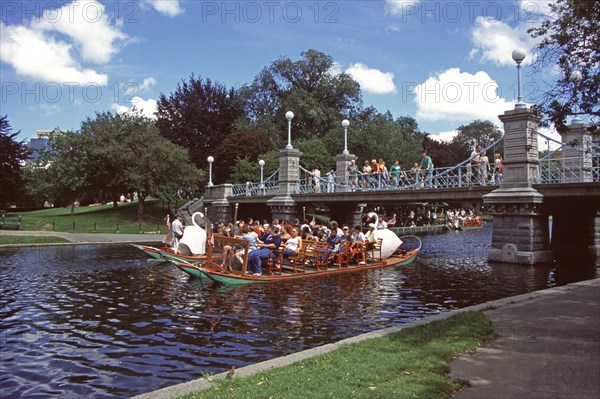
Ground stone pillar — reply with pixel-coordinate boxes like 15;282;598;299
500;109;542;187
559;122;593;183
267;148;302;222
335;153;356;192
204;184;233;224
483;108;553;264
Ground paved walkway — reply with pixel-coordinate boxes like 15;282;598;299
0;230;163;244
450;279;600;398
131;278;600;399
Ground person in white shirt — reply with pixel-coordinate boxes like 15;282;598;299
170;214;184;250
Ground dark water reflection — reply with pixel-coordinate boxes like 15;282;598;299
1;225;598;398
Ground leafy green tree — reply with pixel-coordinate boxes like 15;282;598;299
242;49;362;145
41;130;91;214
452;120;503;158
80;111;202;219
211;130;275;184
22;165;55;207
528;0;599;133
0;116;29;207
156;75;245;169
422;134;465;168
324;108;423;170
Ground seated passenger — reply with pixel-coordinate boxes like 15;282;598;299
247;226;282;276
282;228;302;258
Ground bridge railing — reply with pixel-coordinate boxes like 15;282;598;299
539;147;599;184
230;169;280;197
226;135;598;198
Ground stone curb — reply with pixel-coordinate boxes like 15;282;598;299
131;278;600;399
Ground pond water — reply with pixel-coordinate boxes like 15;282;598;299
1;225;598;398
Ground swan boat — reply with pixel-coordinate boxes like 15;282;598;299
133;211;208;261
446;218;485;231
166;233;421;285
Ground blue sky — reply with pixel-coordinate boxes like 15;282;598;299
1;0;559;143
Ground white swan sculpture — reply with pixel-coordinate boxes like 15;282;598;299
178;212;207;255
366;212;402;259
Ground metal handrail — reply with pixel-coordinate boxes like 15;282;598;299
225;135;598;198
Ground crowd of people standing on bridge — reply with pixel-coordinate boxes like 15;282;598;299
305;150;435;192
298;145;503;193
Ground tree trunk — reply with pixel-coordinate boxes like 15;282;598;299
113;192;119;209
137;194;145;221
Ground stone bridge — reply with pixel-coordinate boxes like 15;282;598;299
198;107;599;265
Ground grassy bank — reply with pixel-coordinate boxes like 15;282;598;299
6;200;169;234
0;235;71;245
178;311;494;399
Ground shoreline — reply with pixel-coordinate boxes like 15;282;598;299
131;278;600;399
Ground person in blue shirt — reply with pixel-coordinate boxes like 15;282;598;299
246;226;282;276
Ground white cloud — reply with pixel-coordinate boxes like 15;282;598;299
139;77;157;92
431;130;459;143
385;0;421;16
0;0;126;85
414;68;514;123
112;97;158;120
29;103;61;116
469;16;537;66
518;0;555;17
345;63;397;94
34;0;127;64
0;22;108;85
145;0;184;17
124;77;157;96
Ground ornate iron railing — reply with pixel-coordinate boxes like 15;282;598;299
230;169;279;197
226;134;598;197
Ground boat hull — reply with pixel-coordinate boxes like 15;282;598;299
171;248;420;285
132;244;206;262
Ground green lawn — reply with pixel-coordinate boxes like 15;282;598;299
178;311;494;399
4;200;170;234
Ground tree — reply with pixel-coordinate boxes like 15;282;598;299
528;0;599;133
452;120;503;158
211;130;275;184
40;130;91;214
80;111;202;220
242;49;362;144
0;116;29;207
156;75;245;169
324;108;423;170
422;134;464;168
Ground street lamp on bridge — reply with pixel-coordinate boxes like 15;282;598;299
512;49;527;110
341;119;350;155
207;156;214;187
285;111;294;149
570;70;583;124
259;159;265;193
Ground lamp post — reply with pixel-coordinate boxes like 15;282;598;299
207;156;214;187
258;159;265;194
570;70;582;124
341;119;350;155
285;111;294;149
512;49;527;110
